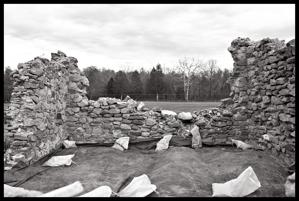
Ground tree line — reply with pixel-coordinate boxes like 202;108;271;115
83;58;231;101
3;59;231;102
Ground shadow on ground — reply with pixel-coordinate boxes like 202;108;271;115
5;145;288;197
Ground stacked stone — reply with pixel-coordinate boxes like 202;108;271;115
4;37;295;167
5;51;70;167
228;38;295;159
191;107;234;145
67;97;182;143
190;37;295;164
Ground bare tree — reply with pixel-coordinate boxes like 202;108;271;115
177;57;205;101
206;59;218;99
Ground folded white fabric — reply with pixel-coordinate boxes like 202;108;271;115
4;184;43;197
79;185;112;197
118;174;157;197
42;154;75;167
112;137;130;151
285;173;295;197
62;140;77;148
39;181;84;197
155;134;173;152
231;139;252;150
212;166;261;197
190;125;202;148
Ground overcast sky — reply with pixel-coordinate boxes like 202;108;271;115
4;4;295;72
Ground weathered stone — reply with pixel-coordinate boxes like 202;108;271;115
120;108;129;114
167;121;181;128
120;124;131;130
141;132;150;137
279;89;290;96
129;130;141;136
178;112;193;121
102;123;112;129
279;113;292;123
222;110;233;117
109;108;120;114
132;120;143;125
137;102;145;111
161;110;177;116
233;113;247;121
145;118;156;126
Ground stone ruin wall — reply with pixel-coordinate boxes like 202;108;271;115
4;37;295;168
196;37;295;165
4;51;71;166
4;51;182;167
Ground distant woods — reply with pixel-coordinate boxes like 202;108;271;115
3;59;231;102
83;59;231;101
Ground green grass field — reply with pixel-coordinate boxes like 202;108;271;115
142;101;220;113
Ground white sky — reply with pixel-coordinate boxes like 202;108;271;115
4;4;295;72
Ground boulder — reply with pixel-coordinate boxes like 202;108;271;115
137;102;145;111
161;110;177;116
178;112;193;121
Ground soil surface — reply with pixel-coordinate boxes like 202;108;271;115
5;145;289;197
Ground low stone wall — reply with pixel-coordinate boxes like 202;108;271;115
65;96;182;143
4;37;295;168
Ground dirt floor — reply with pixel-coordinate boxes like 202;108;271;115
5;143;289;197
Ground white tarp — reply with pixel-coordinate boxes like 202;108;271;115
285;173;295;197
118;174;157;197
161;110;177;116
62;140;77;148
212;166;261;197
231;139;252;150
190;125;202;149
112;137;130;151
42;154;75;167
79;185;112;197
39;181;84;197
155;135;173;152
4;184;43;197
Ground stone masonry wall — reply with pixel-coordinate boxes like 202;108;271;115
193;37;295;165
4;37;295;168
65;96;182;144
4;51;182;167
4;51;70;166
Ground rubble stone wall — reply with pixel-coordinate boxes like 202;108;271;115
4;37;295;167
4;51;71;165
196;38;295;164
4;52;182;167
65;96;182;144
